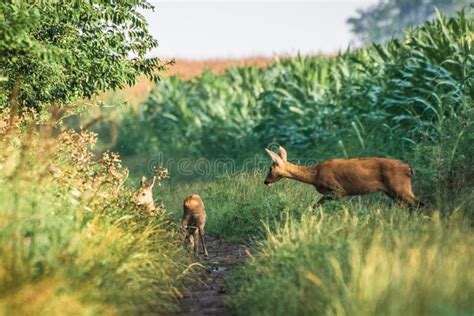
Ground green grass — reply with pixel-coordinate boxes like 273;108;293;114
229;207;474;315
160;172;316;241
157;171;473;315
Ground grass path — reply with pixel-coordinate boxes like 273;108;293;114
173;236;249;316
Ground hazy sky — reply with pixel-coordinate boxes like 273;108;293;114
143;1;379;59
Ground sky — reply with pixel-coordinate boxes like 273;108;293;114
143;1;379;59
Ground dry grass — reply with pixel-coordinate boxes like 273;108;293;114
164;57;273;79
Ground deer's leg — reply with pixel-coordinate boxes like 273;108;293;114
402;195;430;215
312;195;335;209
188;233;195;252
384;190;409;208
193;229;199;255
312;190;345;210
311;185;347;210
198;224;208;257
384;176;428;211
384;189;428;214
181;215;191;244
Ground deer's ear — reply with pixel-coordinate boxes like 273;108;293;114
140;176;147;187
149;176;156;189
265;148;284;167
278;146;287;161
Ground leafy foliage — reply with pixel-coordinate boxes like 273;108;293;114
0;0;164;113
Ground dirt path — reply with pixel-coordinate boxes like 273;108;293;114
173;236;249;316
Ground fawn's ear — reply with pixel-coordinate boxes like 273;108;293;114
265;148;284;167
278;146;287;161
149;176;156;189
140;176;147;187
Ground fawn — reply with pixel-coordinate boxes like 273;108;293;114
182;194;208;257
136;176;157;214
264;146;424;210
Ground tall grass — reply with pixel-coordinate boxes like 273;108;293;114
158;172;473;315
0;117;197;314
230;208;474;315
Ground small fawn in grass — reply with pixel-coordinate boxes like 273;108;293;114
136;167;169;214
264;146;425;211
182;194;208;257
136;176;157;214
136;177;208;256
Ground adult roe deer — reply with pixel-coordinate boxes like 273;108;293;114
182;194;208;257
264;146;424;210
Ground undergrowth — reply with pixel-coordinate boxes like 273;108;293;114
0;116;198;315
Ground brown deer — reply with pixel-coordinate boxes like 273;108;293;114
182;194;208;257
264;146;424;210
135;176;157;214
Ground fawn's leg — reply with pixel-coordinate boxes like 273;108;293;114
187;233;195;252
198;224;208;257
181;214;191;244
193;229;199;255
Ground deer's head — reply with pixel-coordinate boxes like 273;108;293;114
264;146;288;185
136;176;156;208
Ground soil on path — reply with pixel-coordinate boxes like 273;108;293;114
173;236;249;316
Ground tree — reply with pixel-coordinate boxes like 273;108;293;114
0;0;165;122
347;0;470;45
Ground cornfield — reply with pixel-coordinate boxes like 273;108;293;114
117;8;473;162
